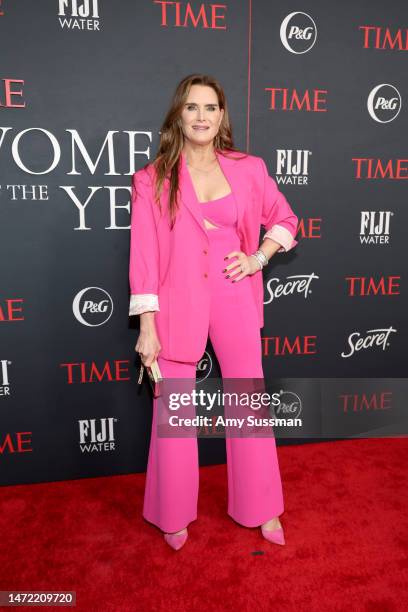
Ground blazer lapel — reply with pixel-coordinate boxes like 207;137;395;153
179;149;246;241
217;150;246;235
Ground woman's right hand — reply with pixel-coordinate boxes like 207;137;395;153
135;313;161;367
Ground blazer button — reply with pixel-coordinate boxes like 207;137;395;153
204;272;208;278
203;249;208;255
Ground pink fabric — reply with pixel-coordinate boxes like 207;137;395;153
263;223;298;253
129;148;299;361
129;294;159;316
143;224;284;532
129;217;293;315
130;191;238;315
200;191;237;228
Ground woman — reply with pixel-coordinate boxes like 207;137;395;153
129;74;299;550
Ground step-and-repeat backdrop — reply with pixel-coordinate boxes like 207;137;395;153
1;1;406;486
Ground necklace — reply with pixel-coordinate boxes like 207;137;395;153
186;157;218;173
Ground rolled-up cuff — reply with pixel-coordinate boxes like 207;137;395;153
263;224;298;253
129;294;160;316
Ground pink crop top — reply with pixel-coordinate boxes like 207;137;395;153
200;191;238;228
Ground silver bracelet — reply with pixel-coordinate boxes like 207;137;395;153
250;254;263;270
251;249;269;268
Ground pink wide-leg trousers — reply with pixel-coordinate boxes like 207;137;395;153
142;226;284;533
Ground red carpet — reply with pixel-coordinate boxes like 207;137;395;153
1;438;407;612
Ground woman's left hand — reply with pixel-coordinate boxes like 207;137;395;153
222;251;261;282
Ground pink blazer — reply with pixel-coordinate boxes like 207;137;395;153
129;148;299;362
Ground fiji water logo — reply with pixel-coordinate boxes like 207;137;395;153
78;417;117;453
360;211;393;245
0;360;11;397
58;0;101;30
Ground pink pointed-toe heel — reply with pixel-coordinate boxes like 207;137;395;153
261;520;285;546
163;528;188;551
261;526;285;545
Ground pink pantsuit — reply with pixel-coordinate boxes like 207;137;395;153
129;149;299;532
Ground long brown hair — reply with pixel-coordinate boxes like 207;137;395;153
147;73;247;228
